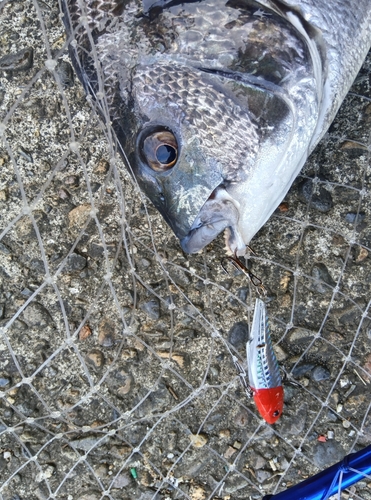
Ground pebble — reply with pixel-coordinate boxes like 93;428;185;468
140;298;160;320
35;464;55;482
234;409;249;427
224;475;249;494
250;453;266;470
0;47;33;72
0;378;10;387
311;263;336;293
71;435;110;452
0;242;11;254
288;328;315;342
312;365;331;382
189;434;207;448
115;371;132;396
65;253;87;272
298;178;333;212
312;440;345;468
79;324;92;341
280;405;307;436
98;318;115;346
22;302;53;328
56;60;74;87
224;446;237;459
345;212;366;224
78;493;101;500
255;469;272;483
86;350;104;368
112;472;131;489
0;303;4;319
292;363;314;378
68;204;92;228
228;321;249;349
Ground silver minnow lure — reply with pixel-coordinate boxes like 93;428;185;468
247;298;283;424
61;0;371;254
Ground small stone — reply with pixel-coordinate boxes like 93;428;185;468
79;325;92;341
0;242;11;254
94;158;110;174
64;175;80;187
94;464;108;478
98;318;115;347
0;47;33;72
228;321;249;349
0;189;8;202
189;484;206;500
140;298;160;320
0;378;10;387
355;247;368;263
65;253;87;272
312;365;331;382
292;363;314;378
22;303;53;328
274;345;287;361
87;243;105;259
112;472;131;489
68;204;92;228
234;409;249;427
298;178;333;212
255;469;272;483
250;453;266;470
189;434;207;448
56;60;74;87
58;188;70;200
218;429;230;439
280;404;307;436
310;263;336;293
362;353;371;376
345;212;366;224
288;328;315;342
156;351;185;368
116;373;132;396
86;350;104;368
312;440;345;468
224;446;237;459
35;464;55;482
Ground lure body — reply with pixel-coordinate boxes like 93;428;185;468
247;298;283;424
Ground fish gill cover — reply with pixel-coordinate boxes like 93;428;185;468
0;1;371;499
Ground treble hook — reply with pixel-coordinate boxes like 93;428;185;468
221;250;267;297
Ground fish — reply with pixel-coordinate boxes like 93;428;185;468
61;0;371;254
247;297;283;424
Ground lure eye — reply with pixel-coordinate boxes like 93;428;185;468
142;130;178;171
272;410;280;417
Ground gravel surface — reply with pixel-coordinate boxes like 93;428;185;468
0;2;371;500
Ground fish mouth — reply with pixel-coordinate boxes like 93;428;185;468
180;186;245;254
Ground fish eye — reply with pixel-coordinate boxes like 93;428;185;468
142;130;178;171
273;410;280;417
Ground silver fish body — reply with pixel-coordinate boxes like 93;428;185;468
61;0;371;253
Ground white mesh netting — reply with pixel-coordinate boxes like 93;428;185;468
0;2;371;499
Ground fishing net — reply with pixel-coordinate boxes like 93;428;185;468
0;2;371;499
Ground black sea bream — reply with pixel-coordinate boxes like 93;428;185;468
61;0;371;254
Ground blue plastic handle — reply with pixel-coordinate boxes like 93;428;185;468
263;444;371;500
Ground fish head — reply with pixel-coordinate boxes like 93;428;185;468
253;386;284;424
120;61;263;253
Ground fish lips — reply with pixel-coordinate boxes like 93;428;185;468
134;126;226;250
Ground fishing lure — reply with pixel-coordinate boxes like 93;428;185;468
247;298;283;424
